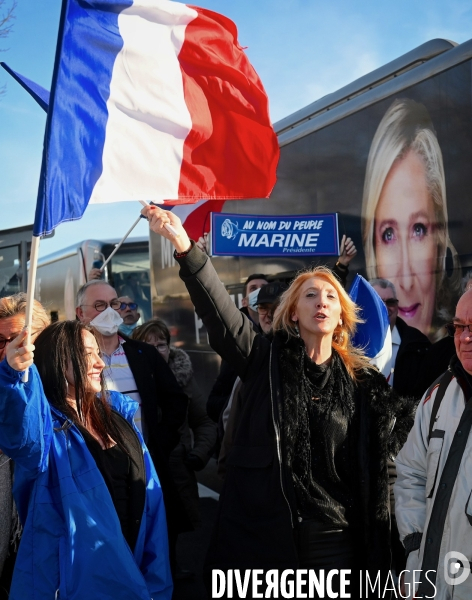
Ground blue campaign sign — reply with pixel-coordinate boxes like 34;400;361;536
211;213;339;257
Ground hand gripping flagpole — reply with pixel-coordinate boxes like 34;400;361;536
21;235;41;383
138;201;179;237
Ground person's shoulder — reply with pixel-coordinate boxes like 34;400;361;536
107;390;139;419
355;367;416;421
121;335;165;375
396;317;430;346
355;365;397;402
355;365;389;390
121;335;156;355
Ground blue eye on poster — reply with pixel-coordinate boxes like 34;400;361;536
211;213;339;257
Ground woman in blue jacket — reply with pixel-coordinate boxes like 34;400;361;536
0;321;172;600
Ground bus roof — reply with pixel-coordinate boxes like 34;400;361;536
274;38;472;147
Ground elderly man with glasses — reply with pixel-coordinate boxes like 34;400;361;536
395;287;472;599
370;278;430;398
75;279;186;450
116;296;141;337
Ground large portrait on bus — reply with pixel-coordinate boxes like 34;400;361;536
361;98;460;339
269;57;472;341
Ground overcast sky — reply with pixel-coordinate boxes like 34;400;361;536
1;0;471;256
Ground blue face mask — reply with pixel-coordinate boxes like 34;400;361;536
119;322;138;337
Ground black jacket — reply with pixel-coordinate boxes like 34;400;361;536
176;244;416;588
206;307;260;425
121;335;188;458
392;317;431;399
413;334;456;398
206;358;238;424
121;336;191;535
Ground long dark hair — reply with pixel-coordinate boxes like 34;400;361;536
34;321;124;449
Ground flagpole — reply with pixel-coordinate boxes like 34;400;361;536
98;201;180;275
21;235;41;383
99;214;143;273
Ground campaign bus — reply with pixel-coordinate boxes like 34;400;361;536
150;38;472;397
34;237;151;323
0;225;34;299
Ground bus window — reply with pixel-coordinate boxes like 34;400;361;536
0;245;22;298
109;247;152;322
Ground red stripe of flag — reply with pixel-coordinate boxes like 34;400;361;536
176;6;279;201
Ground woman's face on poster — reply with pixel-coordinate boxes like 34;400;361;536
374;149;437;336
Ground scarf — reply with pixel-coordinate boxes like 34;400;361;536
278;333;357;520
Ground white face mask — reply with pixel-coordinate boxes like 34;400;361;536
89;307;123;336
248;288;260;312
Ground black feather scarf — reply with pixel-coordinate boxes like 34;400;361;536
278;333;357;518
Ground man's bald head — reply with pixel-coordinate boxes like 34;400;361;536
453;289;472;375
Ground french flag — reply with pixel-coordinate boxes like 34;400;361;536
0;62;50;112
32;0;279;237
349;275;393;379
1;59;224;242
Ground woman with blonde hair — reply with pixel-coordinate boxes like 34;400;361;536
362;98;460;338
0;293;50;598
143;205;416;596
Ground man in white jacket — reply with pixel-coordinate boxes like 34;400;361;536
395;288;472;600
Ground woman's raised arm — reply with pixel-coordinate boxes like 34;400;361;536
141;204;192;253
0;331;52;474
142;205;262;381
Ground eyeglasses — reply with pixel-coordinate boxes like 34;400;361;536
80;299;123;312
257;304;273;316
445;323;472;337
0;336;16;350
0;330;40;350
119;302;138;310
383;298;399;307
152;343;169;353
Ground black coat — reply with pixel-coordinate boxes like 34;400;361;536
176;245;416;585
206;307;260;425
413;335;456;398
121;335;188;458
121;336;192;535
392;317;431;399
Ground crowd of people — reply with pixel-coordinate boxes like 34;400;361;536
0;207;472;600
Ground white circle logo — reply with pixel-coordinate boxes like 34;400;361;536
221;219;238;240
444;551;470;586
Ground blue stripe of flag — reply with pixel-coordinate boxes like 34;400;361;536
0;62;50;112
34;0;133;237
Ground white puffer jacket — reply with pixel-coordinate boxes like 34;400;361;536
395;359;472;600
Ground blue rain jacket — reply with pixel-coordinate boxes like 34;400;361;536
0;360;172;600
